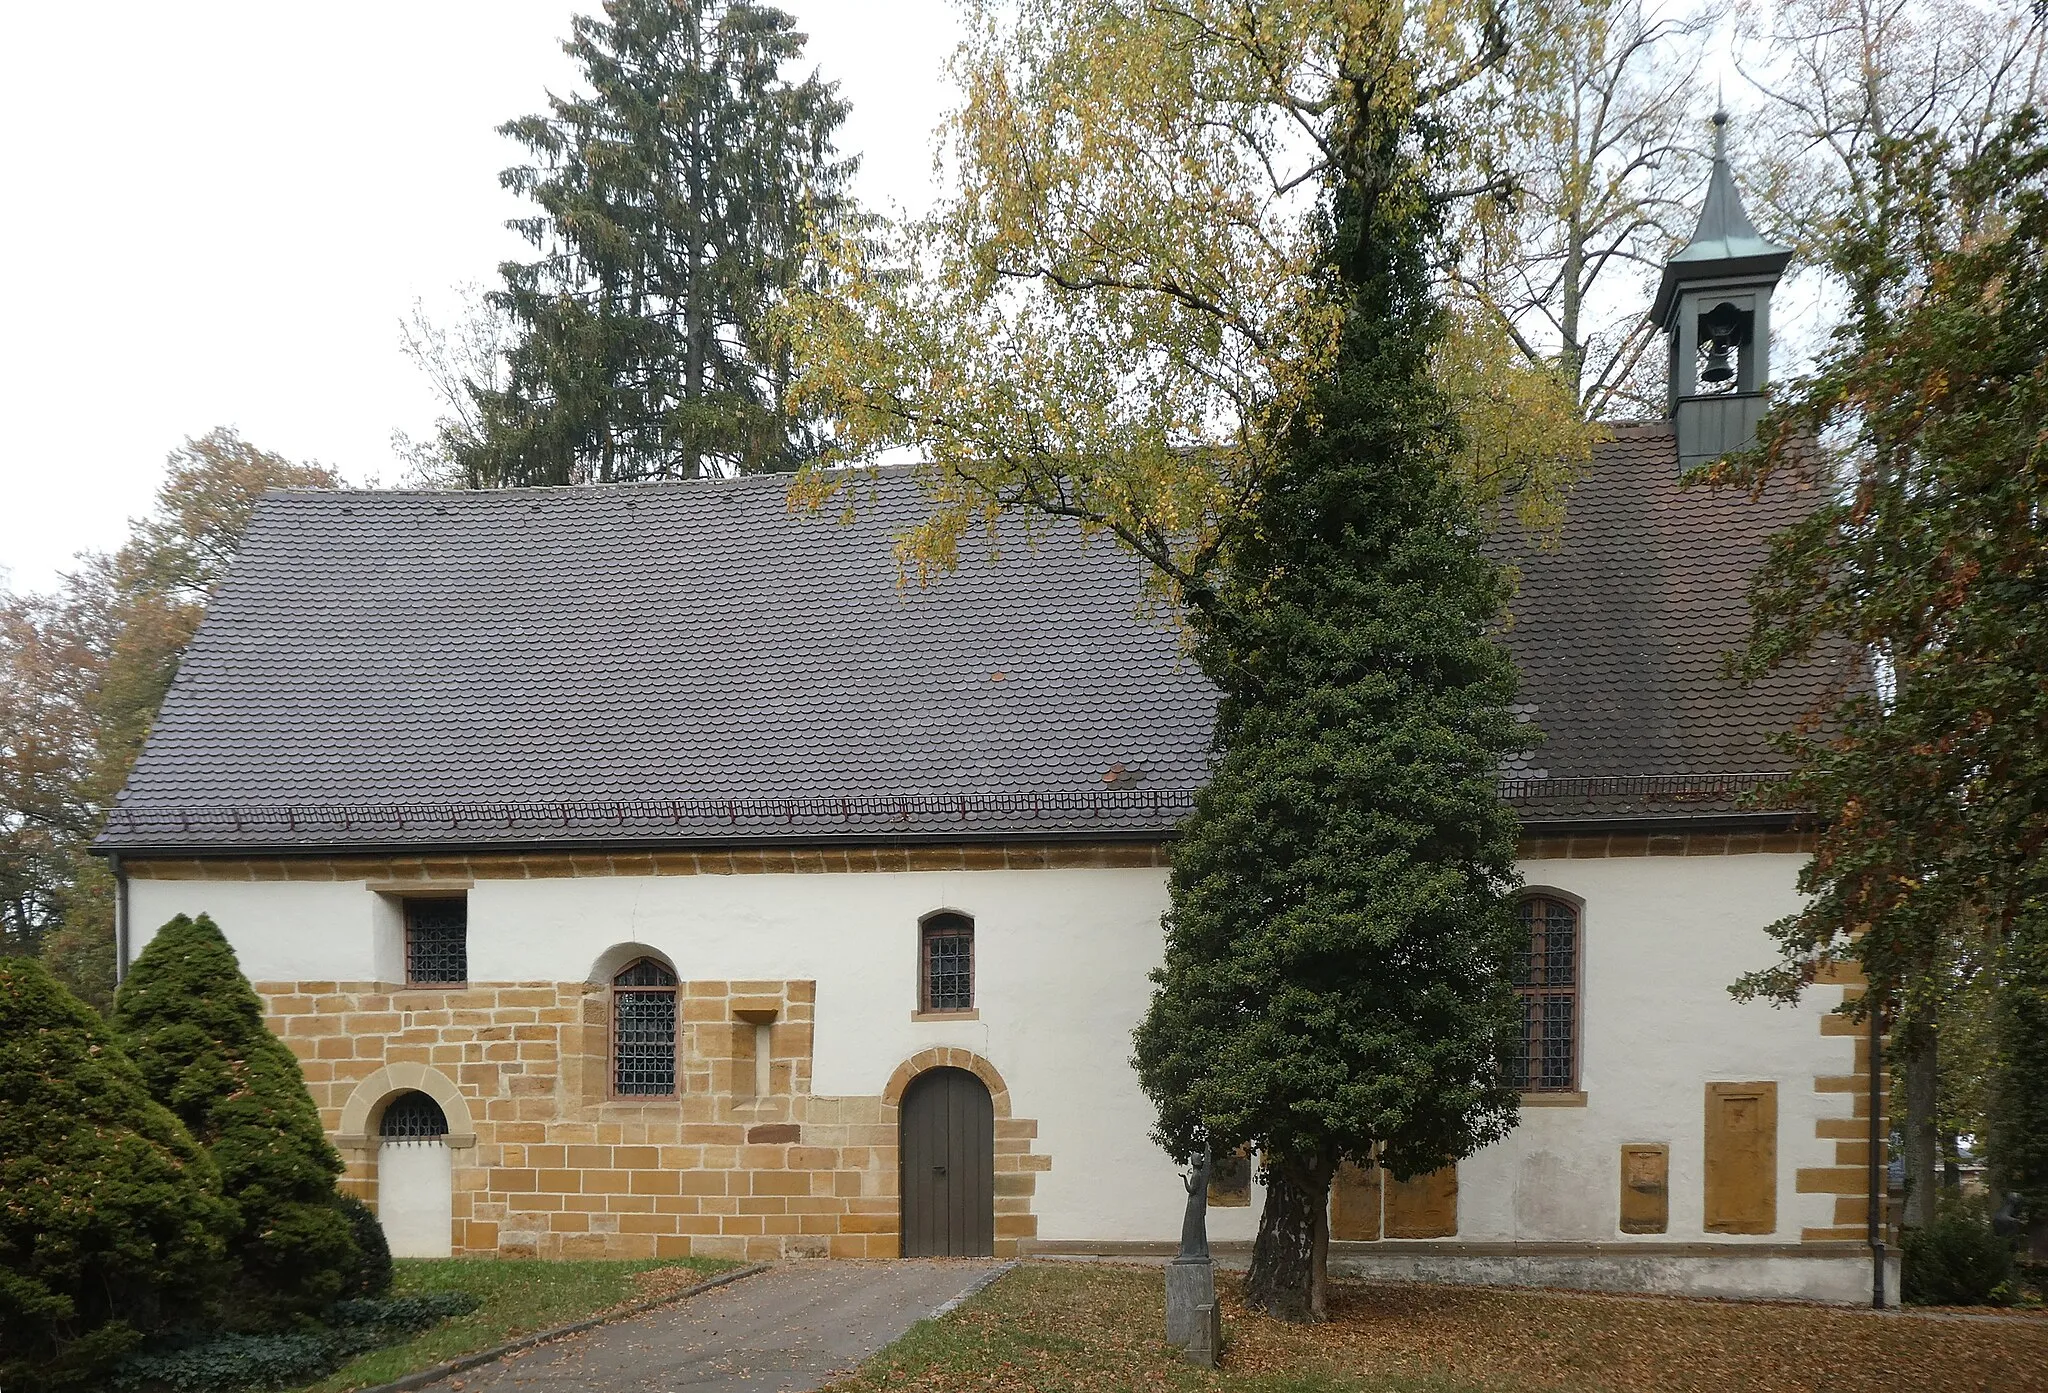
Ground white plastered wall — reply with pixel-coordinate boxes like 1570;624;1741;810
127;849;1847;1250
1460;853;1854;1245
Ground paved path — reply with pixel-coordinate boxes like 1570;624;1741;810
421;1260;1004;1393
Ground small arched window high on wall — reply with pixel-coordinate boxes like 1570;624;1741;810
920;912;974;1014
611;958;679;1096
1514;895;1579;1093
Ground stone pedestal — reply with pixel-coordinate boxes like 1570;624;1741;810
1165;1257;1221;1367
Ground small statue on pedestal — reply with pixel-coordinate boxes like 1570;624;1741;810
1165;1145;1222;1367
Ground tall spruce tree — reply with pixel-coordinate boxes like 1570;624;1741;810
461;0;856;485
1131;62;1527;1323
113;915;361;1326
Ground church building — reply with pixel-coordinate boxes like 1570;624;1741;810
95;133;1888;1302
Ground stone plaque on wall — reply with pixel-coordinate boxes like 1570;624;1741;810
1383;1165;1458;1239
1619;1143;1669;1234
1704;1081;1779;1235
1207;1149;1252;1208
1329;1161;1383;1241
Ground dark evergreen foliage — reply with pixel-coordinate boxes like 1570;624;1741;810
109;1292;480;1393
112;915;361;1327
0;957;231;1392
1902;1196;2017;1306
1131;87;1527;1320
333;1193;394;1299
462;0;857;484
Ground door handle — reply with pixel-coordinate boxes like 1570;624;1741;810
933;1165;947;1176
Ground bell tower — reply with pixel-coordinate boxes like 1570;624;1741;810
1651;111;1792;470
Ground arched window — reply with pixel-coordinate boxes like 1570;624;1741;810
920;912;974;1014
378;1090;449;1140
611;957;678;1096
1514;895;1579;1092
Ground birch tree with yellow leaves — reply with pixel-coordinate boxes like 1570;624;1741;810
786;0;1598;600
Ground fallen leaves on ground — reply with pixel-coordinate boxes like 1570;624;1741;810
825;1263;2048;1393
628;1263;725;1306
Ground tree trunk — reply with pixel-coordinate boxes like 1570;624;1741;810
1244;1152;1334;1322
1942;1130;1962;1190
1901;1017;1939;1229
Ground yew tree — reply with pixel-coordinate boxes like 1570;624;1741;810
1131;34;1527;1321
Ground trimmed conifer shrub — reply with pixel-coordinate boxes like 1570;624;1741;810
334;1192;394;1299
113;914;362;1327
0;957;232;1392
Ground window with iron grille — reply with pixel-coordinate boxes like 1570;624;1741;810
378;1090;449;1139
920;913;974;1013
404;898;467;985
612;957;678;1096
1513;895;1579;1092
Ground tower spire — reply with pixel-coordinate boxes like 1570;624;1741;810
1652;110;1795;465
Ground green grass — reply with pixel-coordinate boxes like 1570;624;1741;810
292;1255;735;1392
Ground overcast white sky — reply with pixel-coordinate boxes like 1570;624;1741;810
0;1;960;595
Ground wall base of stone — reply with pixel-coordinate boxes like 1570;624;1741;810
1328;1243;1897;1306
1025;1240;1899;1306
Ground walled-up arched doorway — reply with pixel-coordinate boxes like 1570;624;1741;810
376;1091;453;1258
899;1067;994;1257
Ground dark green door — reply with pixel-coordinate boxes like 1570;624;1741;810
899;1067;995;1257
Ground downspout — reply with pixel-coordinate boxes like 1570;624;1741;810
1869;1001;1887;1308
111;852;130;986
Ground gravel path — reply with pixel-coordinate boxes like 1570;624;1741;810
418;1260;1003;1393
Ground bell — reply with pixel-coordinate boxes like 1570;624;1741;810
1701;341;1735;384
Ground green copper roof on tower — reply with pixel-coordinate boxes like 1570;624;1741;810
1650;111;1794;325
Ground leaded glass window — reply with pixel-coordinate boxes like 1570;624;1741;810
378;1090;449;1139
405;898;467;985
1513;895;1578;1092
612;957;678;1096
921;913;974;1013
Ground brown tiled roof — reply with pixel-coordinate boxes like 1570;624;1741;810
1490;422;1854;823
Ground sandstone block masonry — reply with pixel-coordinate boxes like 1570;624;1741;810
261;978;1049;1261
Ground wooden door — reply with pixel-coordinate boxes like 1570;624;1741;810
899;1067;994;1257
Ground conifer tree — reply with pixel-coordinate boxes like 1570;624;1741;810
1131;50;1527;1323
461;0;856;484
112;914;361;1326
0;958;230;1391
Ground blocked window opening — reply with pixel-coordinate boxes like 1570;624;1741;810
612;957;678;1096
404;898;468;985
375;1090;453;1259
753;1022;773;1097
1514;895;1578;1092
921;913;973;1013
